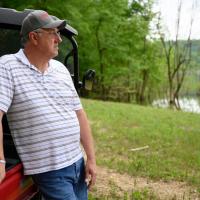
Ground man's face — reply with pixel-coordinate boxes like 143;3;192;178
34;28;62;58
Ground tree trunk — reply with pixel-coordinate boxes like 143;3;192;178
139;69;149;104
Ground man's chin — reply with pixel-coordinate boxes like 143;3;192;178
52;51;58;58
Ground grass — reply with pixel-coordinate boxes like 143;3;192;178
81;98;200;198
88;188;158;200
88;176;159;200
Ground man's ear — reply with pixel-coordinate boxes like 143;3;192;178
28;32;39;45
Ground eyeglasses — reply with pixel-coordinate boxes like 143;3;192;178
34;29;61;37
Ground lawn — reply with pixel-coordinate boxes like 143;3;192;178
81;98;200;199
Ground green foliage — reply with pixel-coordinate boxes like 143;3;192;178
2;0;200;103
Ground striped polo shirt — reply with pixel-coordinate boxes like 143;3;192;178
0;49;83;175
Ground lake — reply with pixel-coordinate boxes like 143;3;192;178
152;98;200;114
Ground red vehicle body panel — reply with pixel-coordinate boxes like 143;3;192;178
0;164;38;200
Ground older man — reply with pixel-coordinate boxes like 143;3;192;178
0;10;96;200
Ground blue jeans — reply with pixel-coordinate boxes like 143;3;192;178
32;158;88;200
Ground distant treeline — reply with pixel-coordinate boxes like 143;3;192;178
1;0;200;105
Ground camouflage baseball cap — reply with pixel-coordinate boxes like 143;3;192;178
20;10;66;36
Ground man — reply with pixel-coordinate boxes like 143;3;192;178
0;10;96;200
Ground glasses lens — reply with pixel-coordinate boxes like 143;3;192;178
34;29;61;37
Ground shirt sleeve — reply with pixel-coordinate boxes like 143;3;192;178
0;62;14;113
67;74;82;111
71;85;83;111
64;67;82;111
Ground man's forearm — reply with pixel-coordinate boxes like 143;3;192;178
76;109;96;162
0;112;4;160
0;111;6;184
76;108;97;189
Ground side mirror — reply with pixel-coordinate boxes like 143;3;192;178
82;69;95;90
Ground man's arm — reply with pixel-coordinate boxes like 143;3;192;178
75;109;97;190
0;111;6;184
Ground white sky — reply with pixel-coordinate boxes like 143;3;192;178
153;0;200;40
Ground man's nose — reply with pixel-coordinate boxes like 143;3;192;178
55;35;62;43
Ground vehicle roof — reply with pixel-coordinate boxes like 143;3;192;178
0;7;78;36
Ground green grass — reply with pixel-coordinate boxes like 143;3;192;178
88;188;158;200
88;178;159;200
81;98;200;188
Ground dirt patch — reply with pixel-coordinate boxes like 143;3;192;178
91;166;200;200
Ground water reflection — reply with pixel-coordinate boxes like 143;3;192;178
152;98;200;114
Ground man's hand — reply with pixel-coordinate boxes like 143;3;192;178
0;164;6;184
85;159;97;190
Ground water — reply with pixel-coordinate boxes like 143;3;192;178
152;98;200;114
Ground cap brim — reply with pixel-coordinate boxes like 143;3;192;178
43;20;66;30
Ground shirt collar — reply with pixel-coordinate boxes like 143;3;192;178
14;49;32;67
14;49;53;74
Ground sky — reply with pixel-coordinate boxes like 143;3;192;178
153;0;200;40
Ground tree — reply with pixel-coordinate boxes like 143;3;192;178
121;0;161;104
2;0;165;103
156;0;195;109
